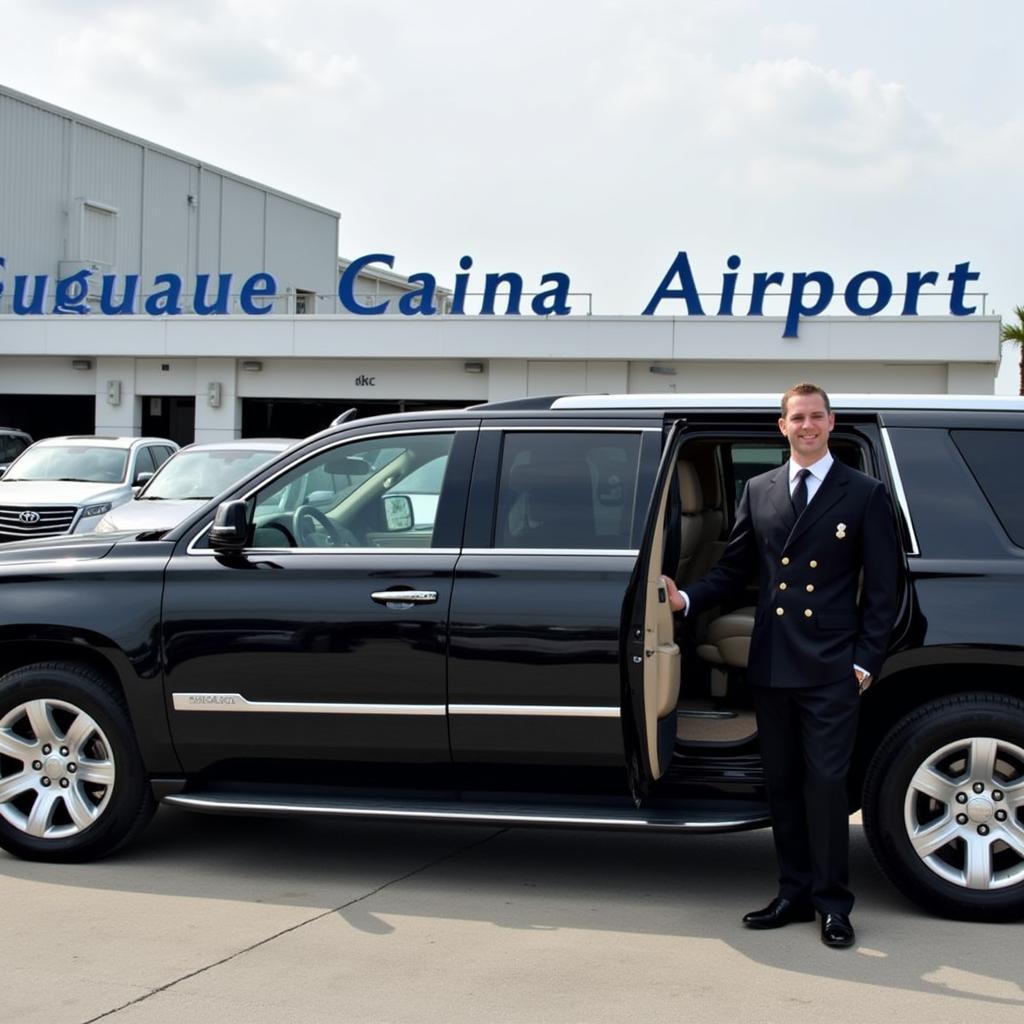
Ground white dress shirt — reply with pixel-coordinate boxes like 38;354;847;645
789;451;833;505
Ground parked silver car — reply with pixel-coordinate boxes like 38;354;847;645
0;435;178;542
95;438;297;534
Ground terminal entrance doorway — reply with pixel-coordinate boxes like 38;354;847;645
241;398;475;439
0;394;95;440
141;396;195;447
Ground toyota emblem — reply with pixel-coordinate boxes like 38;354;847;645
18;510;40;524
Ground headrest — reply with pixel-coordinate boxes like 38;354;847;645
676;460;703;514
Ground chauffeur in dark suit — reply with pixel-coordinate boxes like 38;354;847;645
664;383;900;948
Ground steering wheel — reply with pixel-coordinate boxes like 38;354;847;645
292;505;341;547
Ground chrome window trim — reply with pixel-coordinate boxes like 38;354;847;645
553;394;1024;413
172;694;446;715
185;527;460;557
185;425;471;557
449;704;620;718
482;426;659;432
879;427;921;556
461;548;639;557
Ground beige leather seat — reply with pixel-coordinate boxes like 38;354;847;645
675;461;707;584
697;607;756;670
677;460;756;678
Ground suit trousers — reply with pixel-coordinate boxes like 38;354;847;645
750;676;860;915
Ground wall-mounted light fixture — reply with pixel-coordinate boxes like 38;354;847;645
106;380;122;406
463;361;485;374
241;360;263;372
71;359;93;371
648;365;677;376
207;382;223;408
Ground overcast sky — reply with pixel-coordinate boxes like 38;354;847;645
4;0;1022;388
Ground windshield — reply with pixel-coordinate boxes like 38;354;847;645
4;445;128;483
140;448;278;500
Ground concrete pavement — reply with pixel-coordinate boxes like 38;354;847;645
4;807;1022;1024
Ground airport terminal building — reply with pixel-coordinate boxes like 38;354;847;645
0;85;1004;445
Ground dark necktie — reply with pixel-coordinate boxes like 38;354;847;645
792;468;810;516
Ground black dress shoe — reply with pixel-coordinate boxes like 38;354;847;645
742;897;816;929
820;912;856;948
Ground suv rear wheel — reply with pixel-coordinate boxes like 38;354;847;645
863;692;1024;920
0;663;155;861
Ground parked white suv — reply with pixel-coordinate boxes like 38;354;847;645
0;435;178;542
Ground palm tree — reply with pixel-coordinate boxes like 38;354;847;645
1001;306;1024;396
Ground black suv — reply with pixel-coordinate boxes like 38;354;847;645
0;394;1022;922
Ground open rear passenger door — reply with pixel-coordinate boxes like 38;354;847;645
623;419;686;794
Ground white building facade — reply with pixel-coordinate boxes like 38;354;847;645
0;85;1004;444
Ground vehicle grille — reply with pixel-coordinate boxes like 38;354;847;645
0;505;79;541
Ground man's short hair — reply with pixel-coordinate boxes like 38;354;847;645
781;382;831;417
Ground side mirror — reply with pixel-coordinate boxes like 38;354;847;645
383;494;414;531
133;470;154;489
209;499;249;551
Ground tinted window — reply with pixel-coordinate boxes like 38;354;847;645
135;447;157;476
5;445;128;483
154;446;175;467
951;429;1024;547
729;443;788;508
250;432;455;548
0;435;28;461
143;448;280;500
495;432;642;549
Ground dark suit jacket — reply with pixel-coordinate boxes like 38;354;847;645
685;458;900;688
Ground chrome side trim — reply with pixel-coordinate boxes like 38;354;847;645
172;694;446;715
449;704;620;718
460;548;638;557
879;427;920;556
164;793;770;833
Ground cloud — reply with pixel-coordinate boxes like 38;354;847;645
760;21;818;51
46;2;371;112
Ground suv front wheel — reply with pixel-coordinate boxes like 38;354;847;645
0;662;155;862
863;692;1024;921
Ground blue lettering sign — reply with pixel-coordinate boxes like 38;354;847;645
13;274;48;315
239;273;276;315
339;255;393;314
144;274;184;316
532;272;572;316
948;261;980;316
844;270;893;316
642;251;705;316
100;274;139;315
53;269;92;315
398;273;438;315
194;273;233;315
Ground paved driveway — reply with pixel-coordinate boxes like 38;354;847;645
3;808;1022;1024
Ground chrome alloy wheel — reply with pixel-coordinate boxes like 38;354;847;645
904;736;1024;891
0;698;115;839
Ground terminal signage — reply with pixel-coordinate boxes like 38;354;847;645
0;252;981;338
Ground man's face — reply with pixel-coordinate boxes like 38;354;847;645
778;393;835;464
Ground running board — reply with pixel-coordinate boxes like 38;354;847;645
163;791;770;834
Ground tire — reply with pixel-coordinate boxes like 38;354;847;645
862;692;1024;921
0;662;156;862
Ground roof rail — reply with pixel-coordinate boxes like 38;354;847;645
469;395;565;411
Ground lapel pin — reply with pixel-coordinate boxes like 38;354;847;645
836;521;847;539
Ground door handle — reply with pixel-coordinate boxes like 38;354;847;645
370;589;439;605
